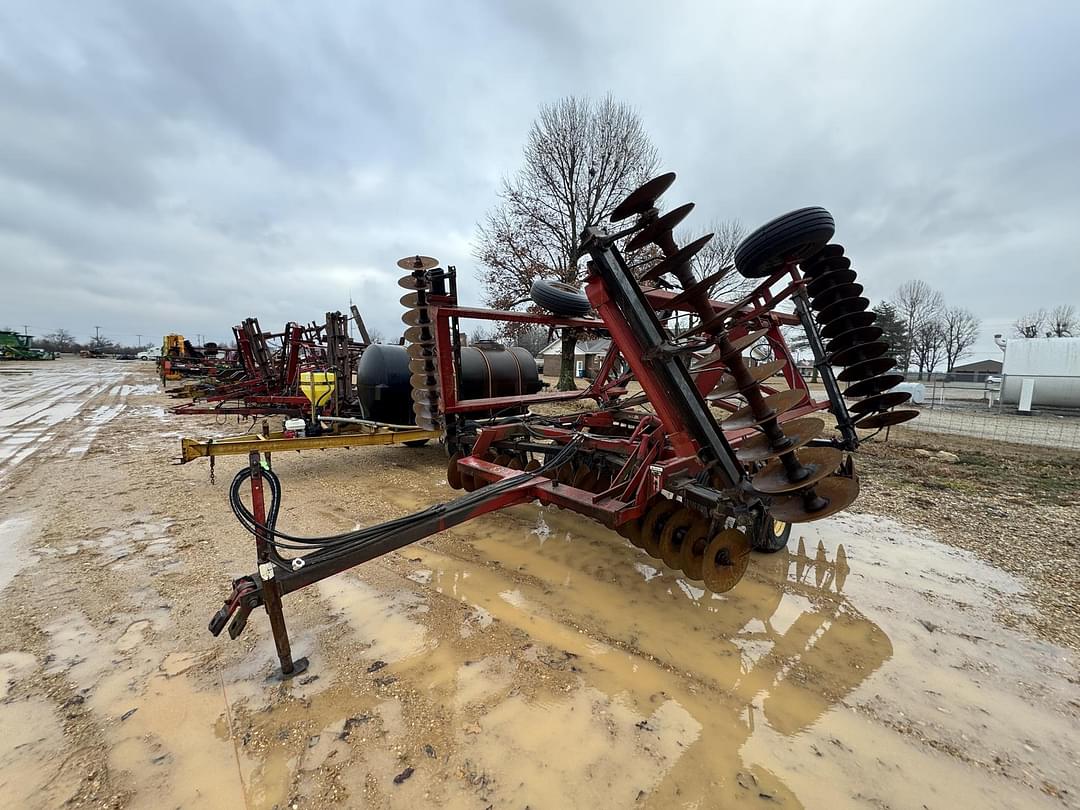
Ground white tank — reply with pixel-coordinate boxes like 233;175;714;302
890;382;926;404
1000;338;1080;408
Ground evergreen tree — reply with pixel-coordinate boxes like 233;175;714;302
873;302;910;370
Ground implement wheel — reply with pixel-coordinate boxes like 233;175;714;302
734;207;835;278
751;512;792;553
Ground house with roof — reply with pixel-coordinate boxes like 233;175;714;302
537;337;612;378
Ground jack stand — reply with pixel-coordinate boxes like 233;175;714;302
247;452;308;678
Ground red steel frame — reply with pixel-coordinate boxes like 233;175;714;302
432;262;828;531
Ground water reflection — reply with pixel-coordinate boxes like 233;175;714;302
399;506;894;807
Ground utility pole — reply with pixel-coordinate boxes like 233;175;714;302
136;334;143;348
94;326;102;345
22;325;29;336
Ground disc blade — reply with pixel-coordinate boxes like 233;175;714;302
396;255;439;271
817;295;870;326
806;268;857;298
657;508;700;570
415;417;438;431
402;309;432;327
750;447;843;495
411;387;439;404
821;310;876;339
701;528;751;593
625;202;695;251
690;329;770;371
667;265;733;309
811;282;864;311
802;255;852;278
611;173;677;222
403;325;435;344
824;325;884;356
413;401;438;420
705;359;786;400
641;233;714;282
398;274;430;290
800;244;847;274
768;474;860;524
855;409;919;429
721;389;807;430
842;373;905;399
830;341;891;369
400;292;423;307
836;354;896;383
408;358;437;375
734;416;825;463
406;343;436;359
847;391;912;414
410;372;436;389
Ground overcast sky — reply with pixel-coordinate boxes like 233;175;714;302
1;1;1077;357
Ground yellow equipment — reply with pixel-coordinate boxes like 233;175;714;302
300;371;336;410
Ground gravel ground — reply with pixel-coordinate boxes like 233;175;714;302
854;426;1080;652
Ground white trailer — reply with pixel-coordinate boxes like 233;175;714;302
1000;337;1080;409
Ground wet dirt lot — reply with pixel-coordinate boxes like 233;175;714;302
0;359;1078;809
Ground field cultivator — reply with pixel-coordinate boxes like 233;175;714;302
208;171;917;677
170;313;365;419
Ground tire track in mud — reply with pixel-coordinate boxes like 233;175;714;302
0;360;139;488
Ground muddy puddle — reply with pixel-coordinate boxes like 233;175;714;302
1;459;1077;808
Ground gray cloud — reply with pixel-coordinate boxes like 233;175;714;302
1;0;1077;357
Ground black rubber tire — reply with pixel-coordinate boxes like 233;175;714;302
530;279;591;317
734;207;835;278
751;512;792;553
403;439;429;448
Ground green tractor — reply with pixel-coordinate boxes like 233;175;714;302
0;330;56;360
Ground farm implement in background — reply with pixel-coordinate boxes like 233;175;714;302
0;330;56;361
208;171;917;677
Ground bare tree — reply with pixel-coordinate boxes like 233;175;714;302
891;280;944;372
910;317;946;380
474;95;659;390
88;332;115;352
689;220;752;300
40;328;76;352
511;325;551;356
941;307;981;372
1013;309;1046;338
1048;304;1077;337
